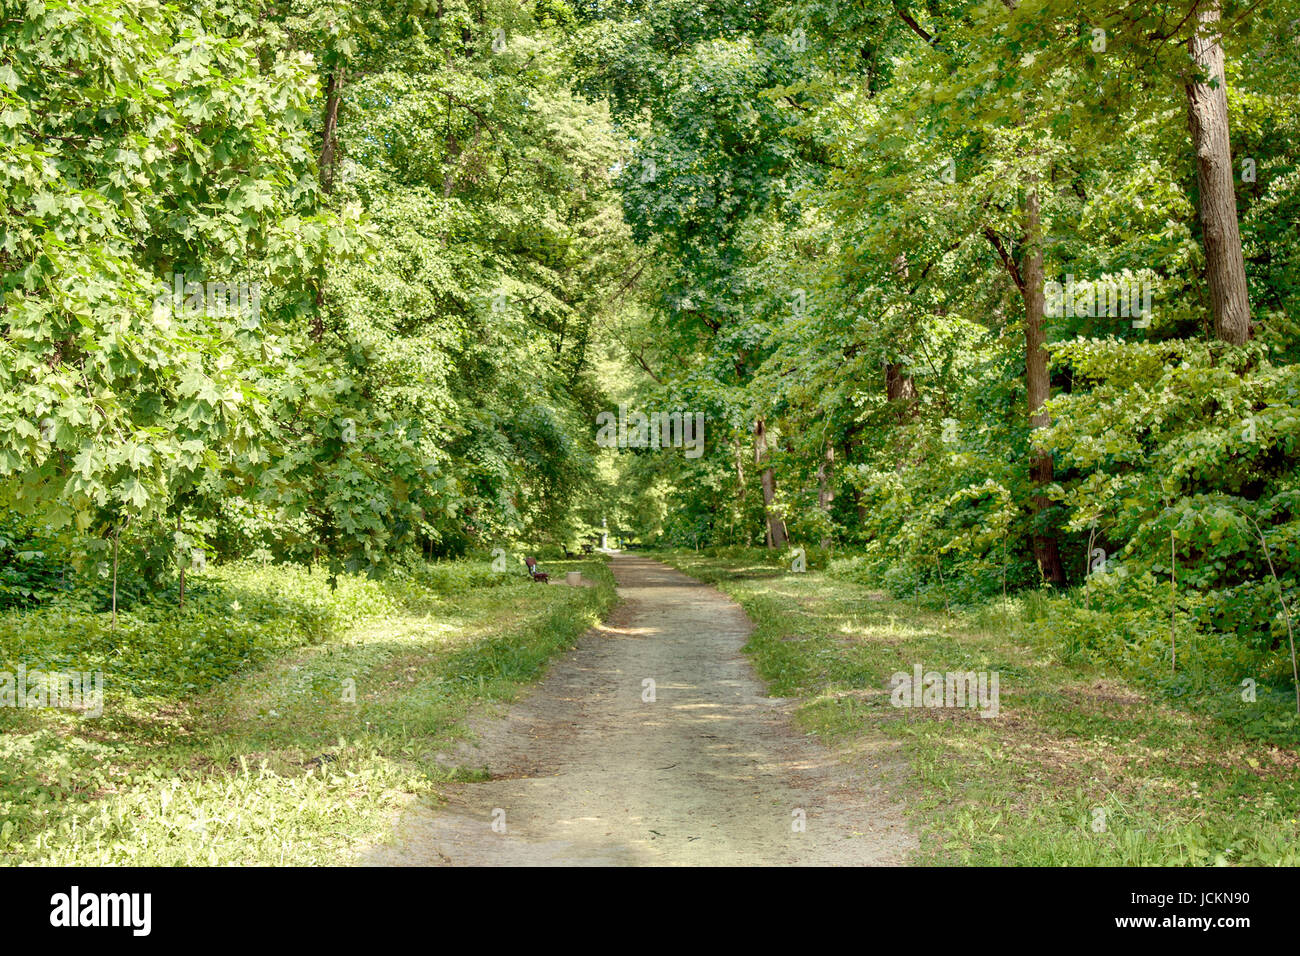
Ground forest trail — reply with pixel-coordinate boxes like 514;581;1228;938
363;554;914;866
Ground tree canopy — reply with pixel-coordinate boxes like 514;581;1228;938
2;0;1298;685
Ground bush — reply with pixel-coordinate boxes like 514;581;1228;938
0;557;510;701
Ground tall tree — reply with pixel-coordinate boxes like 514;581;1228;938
1185;0;1252;344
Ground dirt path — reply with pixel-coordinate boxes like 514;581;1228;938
363;554;914;865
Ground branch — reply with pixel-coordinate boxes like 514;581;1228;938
983;226;1024;291
895;5;934;44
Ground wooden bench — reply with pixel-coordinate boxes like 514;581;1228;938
524;556;548;583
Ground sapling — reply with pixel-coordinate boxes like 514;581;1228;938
1244;514;1299;715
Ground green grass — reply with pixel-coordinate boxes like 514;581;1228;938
654;549;1300;866
0;555;614;865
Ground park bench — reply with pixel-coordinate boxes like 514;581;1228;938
524;556;549;583
581;543;594;554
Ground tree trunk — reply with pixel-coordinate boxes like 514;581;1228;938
177;513;185;611
732;435;747;545
887;256;919;419
311;65;347;342
984;13;1067;584
816;444;835;548
1020;187;1066;585
754;418;787;549
884;362;917;409
1185;0;1251;345
111;523;120;628
319;66;346;194
886;254;919;470
884;363;918;472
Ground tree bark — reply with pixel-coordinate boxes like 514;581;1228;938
311;65;347;342
177;512;185;611
987;6;1067;583
1185;0;1252;344
985;190;1066;585
754;418;787;549
732;435;747;545
816;444;835;548
111;523;120;628
1020;186;1066;585
884;361;918;473
885;362;917;412
887;255;919;418
319;66;346;194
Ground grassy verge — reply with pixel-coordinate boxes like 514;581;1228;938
0;555;613;865
654;549;1300;866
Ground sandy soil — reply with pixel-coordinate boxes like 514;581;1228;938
361;554;915;866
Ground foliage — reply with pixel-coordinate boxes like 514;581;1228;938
587;0;1300;679
0;554;615;864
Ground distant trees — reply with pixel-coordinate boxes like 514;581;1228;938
0;0;636;599
589;0;1299;664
